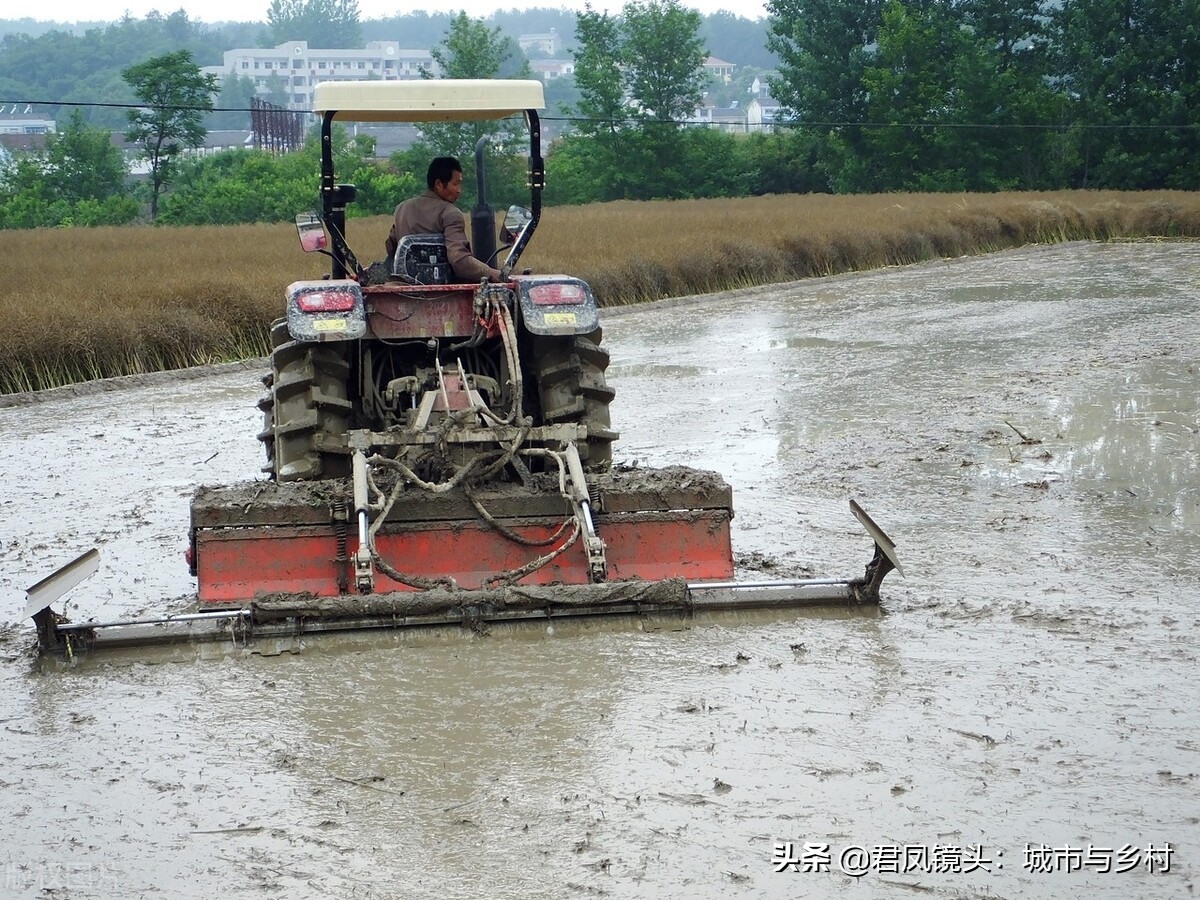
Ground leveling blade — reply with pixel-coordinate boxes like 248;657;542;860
42;573;884;656
33;501;902;657
25;548;100;655
24;548;100;618
850;498;903;577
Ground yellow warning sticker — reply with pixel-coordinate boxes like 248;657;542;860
544;312;577;325
313;319;346;332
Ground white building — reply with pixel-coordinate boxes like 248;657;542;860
519;30;563;56
0;105;57;160
0;104;56;135
747;77;783;133
687;97;747;133
529;59;575;80
704;56;735;84
201;41;436;111
746;95;783;133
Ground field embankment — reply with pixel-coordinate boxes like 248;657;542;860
2;190;1197;394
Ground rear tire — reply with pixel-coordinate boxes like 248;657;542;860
530;330;617;471
258;322;353;482
256;318;290;475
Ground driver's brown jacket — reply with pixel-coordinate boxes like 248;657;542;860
385;190;501;282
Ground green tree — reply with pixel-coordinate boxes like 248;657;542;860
547;127;808;205
0;13;248;131
158;149;312;225
262;72;292;109
158;131;417;226
573;0;706;126
208;73;257;131
737;130;825;196
568;6;628;199
857;1;976;190
673;127;751;197
856;0;1058;192
429;12;529;81
766;0;881;127
768;0;1073;192
267;0;362;49
123;49;219;221
567;0;708;200
1049;0;1200;188
543;133;607;204
621;0;707;122
958;0;1046;72
572;6;627;136
45;109;130;204
0;111;136;228
541;73;582;124
766;0;882;186
420;13;531;157
956;0;1070;188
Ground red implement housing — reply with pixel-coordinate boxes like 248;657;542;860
189;467;734;606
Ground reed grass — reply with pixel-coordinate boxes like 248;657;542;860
1;190;1197;394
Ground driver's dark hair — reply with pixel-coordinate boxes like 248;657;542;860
427;156;462;190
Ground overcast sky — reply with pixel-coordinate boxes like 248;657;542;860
27;0;767;27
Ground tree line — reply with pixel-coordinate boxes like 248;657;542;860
0;50;414;230
767;0;1199;191
0;8;774;132
1;0;1195;232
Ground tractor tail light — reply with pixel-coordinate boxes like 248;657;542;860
296;289;356;313
528;283;586;306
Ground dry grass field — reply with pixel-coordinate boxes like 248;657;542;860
1;190;1197;394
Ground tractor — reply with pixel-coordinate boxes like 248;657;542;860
27;80;901;656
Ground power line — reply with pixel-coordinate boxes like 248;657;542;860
0;98;305;114
3;98;1196;132
543;115;1200;132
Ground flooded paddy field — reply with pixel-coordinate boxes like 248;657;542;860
0;241;1197;898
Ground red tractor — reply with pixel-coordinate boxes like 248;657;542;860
29;80;900;656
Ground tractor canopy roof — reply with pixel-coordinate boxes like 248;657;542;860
312;79;546;123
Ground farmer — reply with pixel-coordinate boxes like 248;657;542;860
385;156;501;282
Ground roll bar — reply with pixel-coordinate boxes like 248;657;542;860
316;99;545;281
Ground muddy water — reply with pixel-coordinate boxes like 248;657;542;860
1;242;1197;899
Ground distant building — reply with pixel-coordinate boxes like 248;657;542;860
0;105;58;157
199;130;255;153
747;77;783;132
709;103;747;133
704;56;735;84
347;124;422;157
0;104;56;136
115;131;255;175
201;41;436;111
688;96;747;133
746;95;782;133
529;58;575;80
519;29;563;56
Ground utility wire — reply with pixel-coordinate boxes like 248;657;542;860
3;97;1197;132
0;98;296;113
545;116;1200;131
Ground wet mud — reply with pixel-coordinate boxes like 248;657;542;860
1;242;1198;898
195;463;733;524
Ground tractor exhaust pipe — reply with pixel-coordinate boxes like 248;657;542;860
470;136;497;268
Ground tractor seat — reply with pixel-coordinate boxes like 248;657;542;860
391;234;451;285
